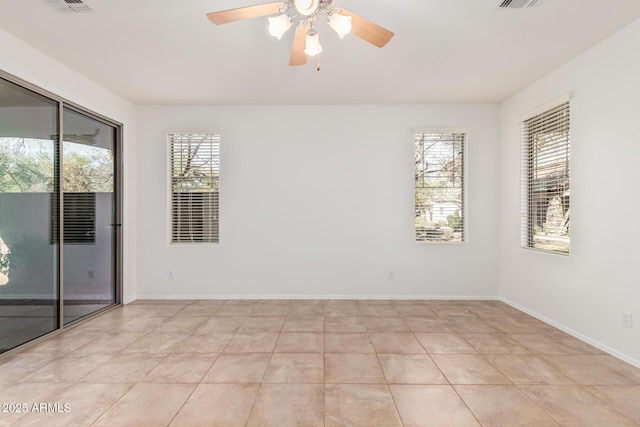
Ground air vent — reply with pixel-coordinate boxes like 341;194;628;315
44;0;92;13
499;0;541;8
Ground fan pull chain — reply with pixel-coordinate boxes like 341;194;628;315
316;54;321;71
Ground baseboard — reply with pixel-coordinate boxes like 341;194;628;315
134;294;500;301
500;297;640;369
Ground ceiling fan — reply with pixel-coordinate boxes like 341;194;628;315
206;0;394;68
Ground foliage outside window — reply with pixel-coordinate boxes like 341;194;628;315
0;137;112;244
415;131;465;243
169;133;220;244
521;101;570;254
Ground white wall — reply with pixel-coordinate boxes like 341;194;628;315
0;29;138;303
499;18;640;365
136;105;499;298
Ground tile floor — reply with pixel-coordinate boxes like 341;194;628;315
1;299;639;426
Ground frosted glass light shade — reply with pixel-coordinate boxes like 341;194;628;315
268;14;292;40
329;13;352;38
304;30;322;56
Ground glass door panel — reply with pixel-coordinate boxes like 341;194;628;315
62;107;117;324
0;77;59;352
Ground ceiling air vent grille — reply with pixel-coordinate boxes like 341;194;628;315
44;0;92;13
499;0;541;8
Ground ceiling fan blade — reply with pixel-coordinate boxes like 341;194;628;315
289;25;307;66
207;2;282;25
339;9;394;48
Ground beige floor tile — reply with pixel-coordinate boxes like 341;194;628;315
432;354;510;384
92;383;195;427
275;332;324;353
540;354;640;385
114;316;165;333
171;333;234;353
358;305;398;316
325;384;402;427
510;333;581;355
119;304;187;317
393;304;437;317
288;301;325;316
0;353;64;383
547;331;606;354
485;317;553;334
176;304;223;317
415;332;477;354
324;304;360;317
362;317;410;332
157;316;208;332
325;333;374;353
238;317;285;332
369;333;425;353
12;383;131;427
378;354;448;384
403;317;452;333
215;303;257;316
224;332;279;353
203;353;271;383
195;317;249;334
123;332;188;353
586;385;640;423
461;333;529;354
325;354;386;383
263;353;324;383
282;316;324;332
247;384;323;427
22;353;112;383
521;385;637;426
446;318;499;333
465;305;513;319
390;385;480;427
75;332;146;353
325;317;367;332
432;305;476;320
170;384;259;427
252;302;290;316
141;353;217;383
22;334;97;355
456;385;559;426
485;355;573;385
81;353;166;383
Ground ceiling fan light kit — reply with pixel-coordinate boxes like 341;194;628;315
206;0;394;67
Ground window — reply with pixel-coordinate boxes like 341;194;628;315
169;132;220;243
415;131;465;242
521;100;570;254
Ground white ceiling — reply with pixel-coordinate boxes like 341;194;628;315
2;0;640;105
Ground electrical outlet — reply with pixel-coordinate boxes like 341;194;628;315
622;311;633;328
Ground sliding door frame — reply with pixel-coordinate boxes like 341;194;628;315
0;70;123;340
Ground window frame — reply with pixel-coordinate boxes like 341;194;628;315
414;128;469;245
167;131;220;245
520;97;571;255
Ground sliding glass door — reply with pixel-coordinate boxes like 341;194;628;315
0;74;121;353
62;107;117;324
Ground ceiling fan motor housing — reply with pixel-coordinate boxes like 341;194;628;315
294;0;319;16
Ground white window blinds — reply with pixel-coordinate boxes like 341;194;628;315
169;133;220;244
414;132;465;243
521;101;570;254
